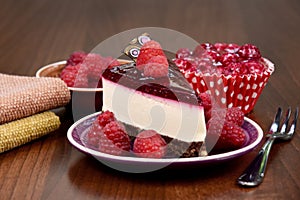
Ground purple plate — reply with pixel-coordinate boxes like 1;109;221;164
67;112;263;173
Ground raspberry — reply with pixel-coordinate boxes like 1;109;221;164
99;121;130;155
60;64;88;87
62;51;120;88
82;53;104;76
86;111;130;156
220;53;240;66
73;73;88;87
242;60;265;74
207;120;246;150
136;40;165;71
86;122;103;149
97;110;116;127
203;50;221;63
66;51;86;66
133;130;167;158
177;43;266;76
214;43;228;52
143;55;168;77
225;107;244;126
216;122;246;150
224;43;240;53
60;65;79;87
176;48;192;59
238;44;261;59
223;62;247;76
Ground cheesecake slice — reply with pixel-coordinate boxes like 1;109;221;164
101;40;207;157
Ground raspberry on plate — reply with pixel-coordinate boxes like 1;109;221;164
86;111;130;156
66;51;87;66
97;110;116;127
215;122;246;150
100;121;130;155
60;64;80;87
206;107;246;150
225;107;244;126
60;51;120;88
207;118;246;151
133;130;167;158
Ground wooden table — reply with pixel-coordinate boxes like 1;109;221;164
1;0;299;199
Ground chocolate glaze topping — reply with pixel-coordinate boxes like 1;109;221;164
102;61;202;105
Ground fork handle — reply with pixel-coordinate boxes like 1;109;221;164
237;138;275;187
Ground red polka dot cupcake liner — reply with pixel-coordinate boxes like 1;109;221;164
182;58;275;114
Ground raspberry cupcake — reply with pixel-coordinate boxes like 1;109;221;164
174;43;274;114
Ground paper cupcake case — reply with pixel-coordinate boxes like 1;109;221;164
182;58;275;114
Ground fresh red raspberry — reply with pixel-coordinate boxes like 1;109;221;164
176;48;192;59
238;44;261;59
224;43;240;53
207;119;246;150
242;60;265;74
60;64;80;87
60;64;88;87
133;130;167;158
204;50;221;63
225;107;244;126
216;122;246;150
82;53;104;76
99;121;130;155
223;62;248;76
66;51;87;66
220;53;240;66
97;110;116;127
214;43;228;52
86;111;130;155
136;40;165;71
73;64;89;87
143;55;168;77
86;122;103;149
62;51;120;87
73;73;88;87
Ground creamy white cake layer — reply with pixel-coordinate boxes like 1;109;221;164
102;79;206;142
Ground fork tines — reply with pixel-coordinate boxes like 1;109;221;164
287;107;299;135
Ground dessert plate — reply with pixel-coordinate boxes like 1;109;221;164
67;112;263;173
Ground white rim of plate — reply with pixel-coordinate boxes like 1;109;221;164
67;112;263;164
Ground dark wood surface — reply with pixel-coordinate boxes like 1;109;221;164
1;0;300;199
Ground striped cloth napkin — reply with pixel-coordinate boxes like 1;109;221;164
0;73;71;152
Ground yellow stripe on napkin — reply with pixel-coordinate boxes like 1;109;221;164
0;111;60;153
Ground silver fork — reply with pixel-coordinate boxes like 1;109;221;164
237;107;299;187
